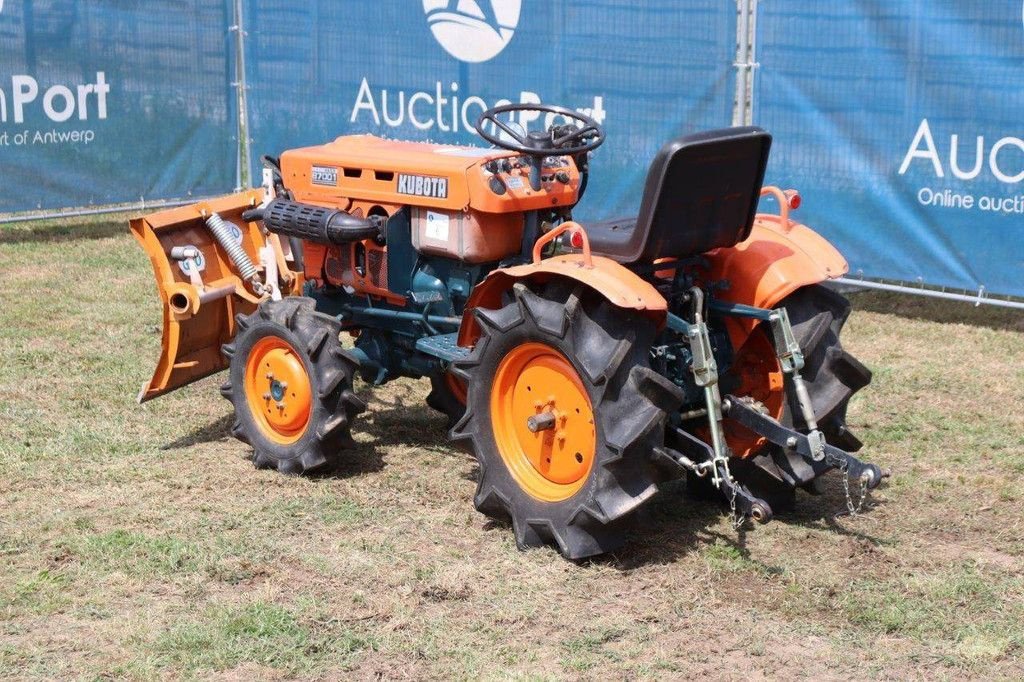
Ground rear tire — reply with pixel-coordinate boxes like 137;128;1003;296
220;297;365;475
453;283;683;560
727;284;871;505
779;284;871;451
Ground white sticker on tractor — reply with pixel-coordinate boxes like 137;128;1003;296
425;211;450;241
176;244;206;275
434;146;496;157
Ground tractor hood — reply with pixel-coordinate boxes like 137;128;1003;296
280;134;582;214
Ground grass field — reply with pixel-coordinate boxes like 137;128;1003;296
2;216;1023;680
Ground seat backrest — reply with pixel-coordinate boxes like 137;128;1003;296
622;127;772;262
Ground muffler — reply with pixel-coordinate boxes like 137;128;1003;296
245;198;384;245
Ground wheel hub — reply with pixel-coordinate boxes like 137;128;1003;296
722;327;784;458
244;337;312;443
491;342;596;502
269;379;286;402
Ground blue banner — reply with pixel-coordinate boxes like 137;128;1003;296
243;0;735;220
0;0;238;214
755;0;1024;297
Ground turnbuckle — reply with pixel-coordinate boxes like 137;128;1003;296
769;307;826;461
685;288;732;490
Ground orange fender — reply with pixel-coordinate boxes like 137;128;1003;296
458;244;667;348
703;213;848;349
702;206;847;457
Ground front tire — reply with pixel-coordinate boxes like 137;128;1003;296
426;372;466;429
453;283;682;560
220;297;365;475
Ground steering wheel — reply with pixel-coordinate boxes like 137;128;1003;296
476;103;605;157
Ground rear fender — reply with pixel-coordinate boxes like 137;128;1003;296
703;211;848;350
130;189;301;402
458;253;668;348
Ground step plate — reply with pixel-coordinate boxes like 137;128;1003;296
416;333;470;363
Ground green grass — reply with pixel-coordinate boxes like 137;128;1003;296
150;600;374;676
2;215;1024;678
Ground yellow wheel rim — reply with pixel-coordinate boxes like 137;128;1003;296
244;336;312;445
490;342;596;502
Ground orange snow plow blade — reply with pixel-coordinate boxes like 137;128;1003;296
130;189;276;402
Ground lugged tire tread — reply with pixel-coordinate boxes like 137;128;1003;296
453;284;683;560
425;374;465;429
779;284;871;450
221;297;361;476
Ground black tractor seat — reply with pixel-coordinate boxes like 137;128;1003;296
585;127;772;264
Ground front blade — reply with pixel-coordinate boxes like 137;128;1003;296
130;190;265;402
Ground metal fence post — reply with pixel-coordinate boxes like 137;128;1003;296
733;0;759;126
733;0;748;126
748;0;759;123
231;0;253;190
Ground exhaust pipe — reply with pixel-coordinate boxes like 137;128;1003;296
245;198;384;245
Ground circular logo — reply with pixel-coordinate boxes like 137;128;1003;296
423;0;521;63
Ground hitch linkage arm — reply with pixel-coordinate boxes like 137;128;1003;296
721;396;884;490
661;291;774;526
652;427;772;524
768;307;828;462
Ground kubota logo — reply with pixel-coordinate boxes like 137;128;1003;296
423;0;521;63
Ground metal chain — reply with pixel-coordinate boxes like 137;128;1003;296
837;457;869;516
728;480;745;530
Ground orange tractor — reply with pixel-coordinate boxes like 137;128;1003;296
132;103;882;559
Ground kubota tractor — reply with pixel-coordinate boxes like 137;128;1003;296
132;103;883;559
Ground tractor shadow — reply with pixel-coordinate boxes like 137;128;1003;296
351;390;454;451
158;382;462;480
161;409;394;478
162;385;889;567
313;384;468;479
779;473;893;545
594;472;892;570
165;411;390;477
602;481;727;568
162;413;236;451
